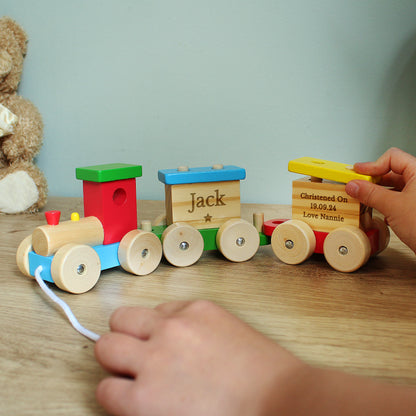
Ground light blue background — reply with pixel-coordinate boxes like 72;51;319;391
3;0;416;204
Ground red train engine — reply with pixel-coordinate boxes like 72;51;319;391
17;163;163;293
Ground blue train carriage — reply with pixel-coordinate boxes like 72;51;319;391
154;164;270;267
16;163;163;294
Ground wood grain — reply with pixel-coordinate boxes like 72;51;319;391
292;177;360;232
2;197;416;415
165;180;241;228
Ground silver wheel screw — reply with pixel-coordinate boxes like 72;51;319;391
236;237;245;247
179;241;189;251
285;240;294;249
339;246;348;255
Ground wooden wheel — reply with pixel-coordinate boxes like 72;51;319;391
118;230;162;275
370;217;390;255
323;226;371;272
51;244;101;293
216;218;260;262
162;223;204;267
271;220;315;265
16;235;33;278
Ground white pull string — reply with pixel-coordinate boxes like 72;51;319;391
34;266;100;342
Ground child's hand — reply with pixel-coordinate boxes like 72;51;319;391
94;300;311;416
345;147;416;253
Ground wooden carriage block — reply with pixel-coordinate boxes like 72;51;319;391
82;178;138;244
76;163;143;244
292;177;360;233
159;164;246;230
165;180;241;229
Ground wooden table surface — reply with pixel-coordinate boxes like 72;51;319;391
2;197;416;415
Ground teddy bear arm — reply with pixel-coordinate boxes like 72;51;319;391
0;50;12;80
2;96;43;161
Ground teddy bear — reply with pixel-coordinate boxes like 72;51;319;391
0;16;47;214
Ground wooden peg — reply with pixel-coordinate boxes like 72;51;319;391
140;220;152;232
253;212;264;233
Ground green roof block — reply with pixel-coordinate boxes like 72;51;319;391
76;163;142;183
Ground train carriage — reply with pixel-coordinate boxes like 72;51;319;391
156;164;268;265
263;158;390;272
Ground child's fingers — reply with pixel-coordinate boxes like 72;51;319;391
110;306;161;340
95;332;144;377
378;171;406;191
108;302;197;342
345;180;397;217
354;147;416;179
155;300;193;315
96;376;136;416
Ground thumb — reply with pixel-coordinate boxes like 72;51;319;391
345;180;394;217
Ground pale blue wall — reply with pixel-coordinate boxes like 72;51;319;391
3;0;416;203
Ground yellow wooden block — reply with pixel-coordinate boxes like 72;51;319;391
292;178;361;232
165;180;241;229
288;157;380;183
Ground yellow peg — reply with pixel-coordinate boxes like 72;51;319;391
71;212;80;221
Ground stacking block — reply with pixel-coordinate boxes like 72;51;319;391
82;179;137;244
292;177;361;233
159;165;245;230
288;157;379;183
94;243;121;270
76;163;142;183
29;251;54;283
158;165;246;185
28;243;121;284
164;180;241;229
32;216;104;256
77;163;142;244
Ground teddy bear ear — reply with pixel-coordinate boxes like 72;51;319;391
1;17;28;55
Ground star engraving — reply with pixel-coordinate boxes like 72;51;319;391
204;213;212;222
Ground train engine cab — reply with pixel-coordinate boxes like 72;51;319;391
156;164;265;266
16;163;163;294
77;163;142;244
263;157;390;272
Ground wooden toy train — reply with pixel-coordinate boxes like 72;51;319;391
16;158;390;294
